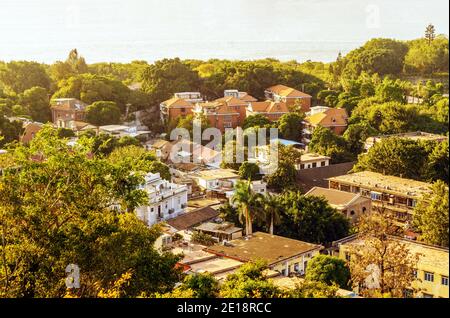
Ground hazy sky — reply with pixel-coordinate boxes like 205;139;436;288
0;0;448;63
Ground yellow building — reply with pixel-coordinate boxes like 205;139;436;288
336;236;449;298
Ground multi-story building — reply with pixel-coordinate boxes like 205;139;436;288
297;153;330;170
264;84;312;112
50;98;87;128
136;172;188;226
304;107;348;138
305;187;372;223
327;171;433;226
193;97;250;132
159;93;200;123
336;235;449;298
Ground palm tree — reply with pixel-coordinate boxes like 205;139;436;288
231;180;261;236
260;193;281;235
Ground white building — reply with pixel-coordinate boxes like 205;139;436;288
252;144;330;170
136;172;188;226
193;169;240;191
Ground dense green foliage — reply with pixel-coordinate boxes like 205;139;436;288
354;138;449;183
238;161;261;181
219;261;284;298
278;112;305;142
413;180;449;247
275;191;350;244
85;101;122;126
305;255;351;289
0;61;51;93
308;126;355;163
0;126;182;297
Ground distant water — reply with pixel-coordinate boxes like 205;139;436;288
0;0;448;64
0;40;363;64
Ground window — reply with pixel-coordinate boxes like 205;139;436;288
370;192;382;201
300;164;305;169
181;108;186;113
312;162;317;168
345;252;351;262
321;161;326;167
350;210;355;216
396;196;407;205
442;276;449;286
362;207;367;213
412;270;417;278
340;184;351;192
424;272;434;282
407;199;417;207
294;263;299;272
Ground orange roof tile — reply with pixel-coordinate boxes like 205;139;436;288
161;97;194;108
305;108;348;126
239;93;258;102
214;96;248;106
266;84;312;98
248;101;289;113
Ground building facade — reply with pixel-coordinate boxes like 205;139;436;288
328;171;433;227
336;235;449;298
305;187;372;223
50;98;87;128
136;172;188;226
264;84;312;112
304;107;349;137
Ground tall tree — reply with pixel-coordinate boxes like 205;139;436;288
346;212;420;298
278;112;305;142
141;58;201;105
305;255;351;289
238;161;261;181
258;193;281;235
85;101;121;126
353;137;428;179
276;191;350;244
308;125;354;163
0;61;51;93
18;86;51;123
231;180;261;236
425;24;436;45
413;180;449;247
0;126;182;297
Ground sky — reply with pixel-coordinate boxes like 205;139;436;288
0;0;448;63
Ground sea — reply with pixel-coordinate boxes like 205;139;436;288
0;0;448;64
